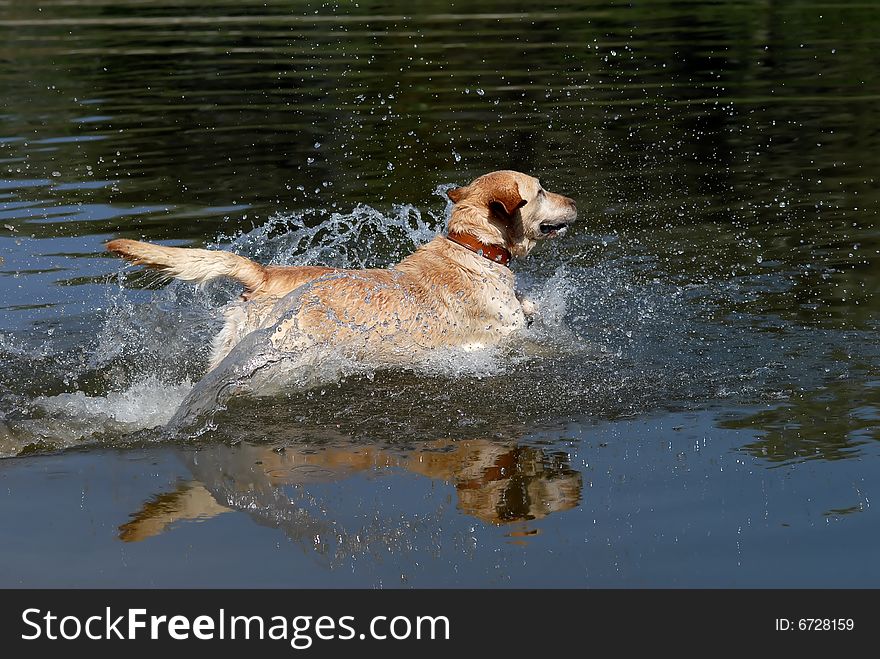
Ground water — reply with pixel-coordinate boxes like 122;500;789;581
1;0;879;587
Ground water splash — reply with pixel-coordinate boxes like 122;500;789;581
214;203;437;270
0;377;194;456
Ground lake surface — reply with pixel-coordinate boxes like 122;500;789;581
1;0;878;587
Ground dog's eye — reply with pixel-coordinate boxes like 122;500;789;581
537;189;545;197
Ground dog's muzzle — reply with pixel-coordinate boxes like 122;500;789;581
539;222;569;237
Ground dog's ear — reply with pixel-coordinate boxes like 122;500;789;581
482;174;526;218
448;173;527;217
447;186;467;204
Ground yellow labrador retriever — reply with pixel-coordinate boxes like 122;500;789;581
107;170;576;372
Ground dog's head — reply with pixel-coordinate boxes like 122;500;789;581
447;170;577;258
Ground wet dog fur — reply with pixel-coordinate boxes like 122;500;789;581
106;170;577;372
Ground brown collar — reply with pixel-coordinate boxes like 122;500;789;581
446;231;512;267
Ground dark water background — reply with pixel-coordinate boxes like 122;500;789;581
1;0;878;586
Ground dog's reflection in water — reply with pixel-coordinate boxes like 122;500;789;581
119;438;582;545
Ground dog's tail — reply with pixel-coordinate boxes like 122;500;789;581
106;239;265;293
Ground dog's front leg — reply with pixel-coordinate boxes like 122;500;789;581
516;292;538;325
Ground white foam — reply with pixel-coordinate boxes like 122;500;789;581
36;377;194;432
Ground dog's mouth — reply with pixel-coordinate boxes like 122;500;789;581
539;222;569;237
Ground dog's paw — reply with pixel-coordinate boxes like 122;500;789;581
519;297;538;321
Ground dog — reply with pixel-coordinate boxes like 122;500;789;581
107;170;576;376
